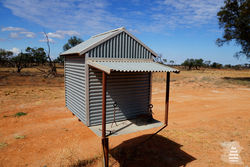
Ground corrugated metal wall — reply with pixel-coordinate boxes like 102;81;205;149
88;67;150;126
87;32;153;59
65;56;86;124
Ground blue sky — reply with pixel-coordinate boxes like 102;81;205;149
0;0;248;65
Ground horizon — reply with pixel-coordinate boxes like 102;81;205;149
0;0;249;65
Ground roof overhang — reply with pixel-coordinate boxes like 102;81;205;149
87;60;179;74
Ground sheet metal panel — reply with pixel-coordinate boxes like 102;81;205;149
88;67;150;126
87;32;153;59
65;56;86;124
87;60;179;74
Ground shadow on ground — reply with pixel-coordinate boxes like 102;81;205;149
110;134;196;167
223;77;250;81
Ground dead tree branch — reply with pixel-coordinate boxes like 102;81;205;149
43;31;57;77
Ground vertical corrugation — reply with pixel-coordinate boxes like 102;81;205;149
124;33;127;58
135;42;138;59
142;48;146;59
115;35;119;58
130;37;133;58
65;56;86;124
122;32;125;58
98;44;100;58
107;40;110;58
89;67;150;126
88;32;154;59
94;47;97;58
140;45;143;59
118;33;121;58
96;45;98;58
133;40;136;59
127;35;131;58
113;37;117;58
138;44;141;59
104;42;107;58
110;38;113;58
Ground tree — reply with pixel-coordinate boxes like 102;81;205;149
43;32;57;76
217;0;250;58
181;58;205;70
211;62;223;69
25;47;47;66
182;59;195;70
204;60;211;67
169;60;175;65
194;59;204;69
154;54;164;64
54;56;64;64
0;49;13;66
162;59;167;64
63;36;83;51
11;52;30;73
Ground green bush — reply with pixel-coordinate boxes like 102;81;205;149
15;112;27;117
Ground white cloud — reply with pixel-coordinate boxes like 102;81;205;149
9;47;21;55
2;0;124;35
9;31;36;39
2;26;36;39
39;38;55;43
2;0;224;34
9;32;19;38
155;0;224;27
56;30;80;36
20;31;36;38
1;26;26;31
47;30;79;39
47;32;64;39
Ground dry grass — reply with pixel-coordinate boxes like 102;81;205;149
152;69;250;88
0;143;8;149
14;135;26;139
0;67;249;166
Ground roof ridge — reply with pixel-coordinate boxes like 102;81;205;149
91;27;125;38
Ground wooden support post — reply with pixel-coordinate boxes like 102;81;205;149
102;72;109;167
165;72;170;125
102;71;106;139
102;138;109;167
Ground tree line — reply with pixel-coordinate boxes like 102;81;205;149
0;47;62;73
0;36;83;75
181;58;250;70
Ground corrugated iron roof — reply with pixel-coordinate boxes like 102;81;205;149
87;60;179;74
60;27;158;57
60;28;123;56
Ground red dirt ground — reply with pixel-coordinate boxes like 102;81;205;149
0;68;249;167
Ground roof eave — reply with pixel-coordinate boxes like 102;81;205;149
60;52;81;57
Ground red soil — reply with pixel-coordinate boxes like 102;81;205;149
0;69;249;166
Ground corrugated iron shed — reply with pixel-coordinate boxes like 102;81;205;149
62;27;178;166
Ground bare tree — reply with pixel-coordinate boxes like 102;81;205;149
36;32;57;77
43;31;57;76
